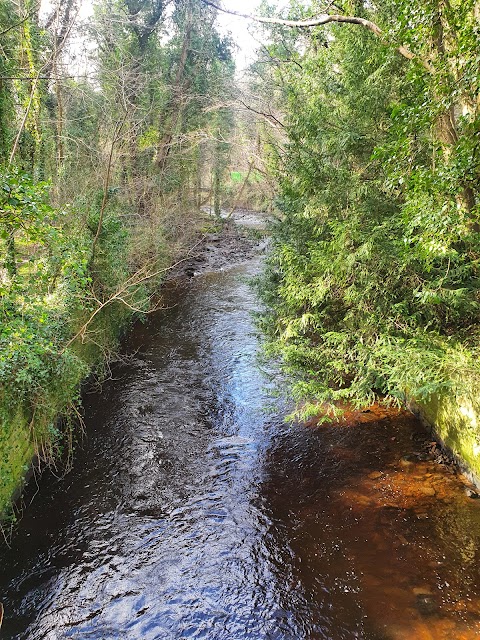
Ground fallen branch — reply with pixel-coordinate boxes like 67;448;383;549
62;236;207;352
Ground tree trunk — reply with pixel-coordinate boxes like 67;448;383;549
154;23;192;171
213;164;221;218
5;227;17;278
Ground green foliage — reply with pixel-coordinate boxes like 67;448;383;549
0;168;144;517
0;0;240;517
0;171;85;420
230;171;244;183
0;0;17;158
256;0;480;415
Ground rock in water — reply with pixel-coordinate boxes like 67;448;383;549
415;593;439;616
465;488;480;499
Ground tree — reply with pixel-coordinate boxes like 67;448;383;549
250;0;480;414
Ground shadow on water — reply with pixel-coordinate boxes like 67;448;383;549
259;407;480;639
1;257;480;639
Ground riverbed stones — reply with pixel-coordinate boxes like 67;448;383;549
415;593;439;616
418;486;436;497
168;218;263;281
465;488;480;499
415;511;429;520
355;494;374;506
412;586;433;596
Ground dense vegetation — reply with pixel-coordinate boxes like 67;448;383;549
253;0;480;417
1;0;480;515
0;0;242;515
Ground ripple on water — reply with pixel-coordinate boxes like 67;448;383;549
1;259;480;639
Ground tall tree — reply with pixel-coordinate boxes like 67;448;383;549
253;0;480;413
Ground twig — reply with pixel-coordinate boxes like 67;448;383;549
62;236;208;352
91;112;128;256
0;75;96;80
238;99;285;128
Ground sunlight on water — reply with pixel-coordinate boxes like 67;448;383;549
1;258;480;639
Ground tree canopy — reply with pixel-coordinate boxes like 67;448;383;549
250;0;480;416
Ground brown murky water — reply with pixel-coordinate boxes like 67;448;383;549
1;257;480;639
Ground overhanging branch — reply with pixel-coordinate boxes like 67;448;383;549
200;0;433;73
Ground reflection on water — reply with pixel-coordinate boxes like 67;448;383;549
1;258;480;639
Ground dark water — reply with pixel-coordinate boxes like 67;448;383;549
2;258;480;640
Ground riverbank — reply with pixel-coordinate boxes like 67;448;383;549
0;285;134;526
2;250;480;639
192;219;480;499
0;213;265;524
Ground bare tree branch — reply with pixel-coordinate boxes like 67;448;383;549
0;3;40;37
91;112;129;255
62;236;208;352
238;100;285;129
199;0;433;73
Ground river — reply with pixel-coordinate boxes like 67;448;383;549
1;250;480;639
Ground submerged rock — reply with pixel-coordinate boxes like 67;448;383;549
465;488;480;499
415;593;439;616
412;586;433;596
419;486;436;497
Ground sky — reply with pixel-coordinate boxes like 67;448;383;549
215;1;262;71
40;0;265;73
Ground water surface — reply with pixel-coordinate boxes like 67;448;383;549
1;257;480;639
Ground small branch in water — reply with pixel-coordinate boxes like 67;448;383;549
62;236;208;353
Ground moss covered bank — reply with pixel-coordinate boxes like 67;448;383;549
0;301;135;520
413;391;480;487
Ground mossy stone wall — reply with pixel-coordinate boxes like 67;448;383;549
412;392;480;485
0;409;34;512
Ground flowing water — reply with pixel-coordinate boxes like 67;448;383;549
2;254;480;640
